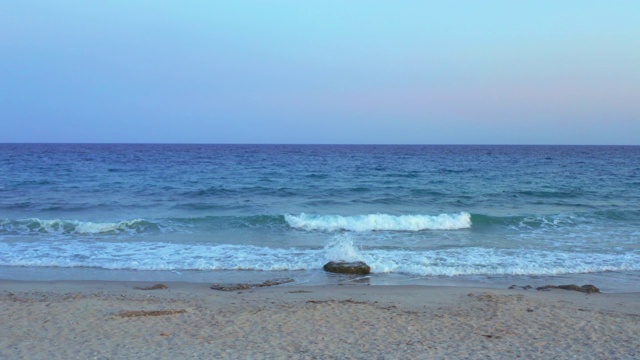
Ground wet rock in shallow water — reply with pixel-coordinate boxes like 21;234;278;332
536;284;600;294
323;261;371;275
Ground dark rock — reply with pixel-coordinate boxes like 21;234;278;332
257;279;294;287
323;261;371;275
508;285;533;290
536;284;600;294
134;283;168;290
210;283;251;291
210;278;294;291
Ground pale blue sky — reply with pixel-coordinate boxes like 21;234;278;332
1;1;638;144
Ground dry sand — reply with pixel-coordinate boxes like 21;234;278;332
1;280;639;359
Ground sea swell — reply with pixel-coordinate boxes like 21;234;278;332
1;213;472;237
3;210;637;237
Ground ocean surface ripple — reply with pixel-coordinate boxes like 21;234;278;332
1;144;639;290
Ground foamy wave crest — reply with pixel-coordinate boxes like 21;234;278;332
285;212;471;231
0;218;159;235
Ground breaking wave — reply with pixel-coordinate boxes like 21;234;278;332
0;218;159;235
284;212;472;231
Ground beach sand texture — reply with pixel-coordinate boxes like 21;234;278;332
1;281;639;359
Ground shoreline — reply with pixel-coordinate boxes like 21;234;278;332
3;265;640;293
1;279;639;359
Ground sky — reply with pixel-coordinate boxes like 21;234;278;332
1;0;639;144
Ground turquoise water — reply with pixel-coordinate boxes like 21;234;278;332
1;144;639;291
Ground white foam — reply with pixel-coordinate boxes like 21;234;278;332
285;212;472;232
0;218;153;235
2;239;637;277
324;234;364;262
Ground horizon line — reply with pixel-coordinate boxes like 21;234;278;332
0;142;638;147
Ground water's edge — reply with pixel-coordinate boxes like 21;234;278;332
3;266;638;294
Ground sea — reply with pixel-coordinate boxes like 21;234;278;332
1;144;639;292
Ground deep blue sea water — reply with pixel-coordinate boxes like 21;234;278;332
1;144;639;291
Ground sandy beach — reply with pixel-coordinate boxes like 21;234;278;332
1;280;639;359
